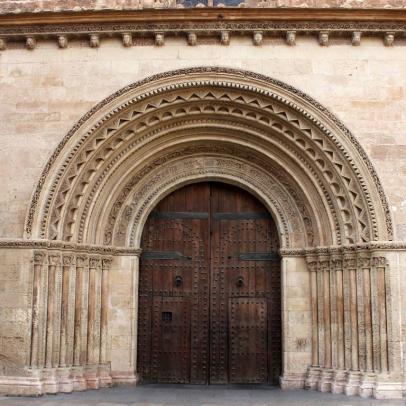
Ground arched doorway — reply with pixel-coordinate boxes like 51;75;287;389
137;182;281;384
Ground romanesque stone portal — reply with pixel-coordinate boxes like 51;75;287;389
138;182;281;384
0;66;405;400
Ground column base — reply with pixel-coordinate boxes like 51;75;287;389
84;364;100;389
331;369;347;394
344;370;362;396
304;366;321;390
42;368;58;394
359;372;376;398
318;368;334;392
57;367;74;393
98;363;113;388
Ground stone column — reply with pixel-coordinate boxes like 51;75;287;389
58;253;75;393
358;251;375;398
318;252;333;393
343;249;361;396
43;252;61;394
85;256;102;389
99;257;113;387
72;255;88;391
331;249;347;394
30;251;47;369
304;254;321;390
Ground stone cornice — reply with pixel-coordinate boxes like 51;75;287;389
1;8;406;48
2;8;406;25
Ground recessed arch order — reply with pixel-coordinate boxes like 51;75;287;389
25;67;393;250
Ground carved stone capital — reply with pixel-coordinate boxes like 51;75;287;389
122;32;132;47
0;38;6;50
371;256;387;268
306;260;318;272
89;34;100;48
155;32;164;46
102;258;113;270
76;255;88;268
89;257;102;269
48;253;61;266
187;32;197;46
286;30;296;46
62;254;74;267
58;35;68;49
33;251;47;265
253;31;263;46
318;31;329;46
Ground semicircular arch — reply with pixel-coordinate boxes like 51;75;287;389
25;67;393;249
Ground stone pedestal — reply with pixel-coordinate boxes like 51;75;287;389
72;366;87;391
98;363;113;388
57;367;73;393
318;368;334;392
42;368;58;394
304;366;321;390
84;365;100;389
331;369;347;394
345;370;362;396
359;372;376;398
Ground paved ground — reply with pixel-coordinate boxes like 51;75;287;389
0;385;405;406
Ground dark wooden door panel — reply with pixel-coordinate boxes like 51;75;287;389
229;298;268;383
138;182;281;385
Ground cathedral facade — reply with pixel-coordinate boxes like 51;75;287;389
0;0;406;400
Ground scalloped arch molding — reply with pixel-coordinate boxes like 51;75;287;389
25;67;393;249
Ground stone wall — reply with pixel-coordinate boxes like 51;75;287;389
0;36;405;240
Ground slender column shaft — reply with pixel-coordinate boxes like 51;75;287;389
356;256;366;371
377;260;388;372
308;259;319;367
30;251;46;368
323;260;332;368
100;258;111;364
363;262;373;371
370;259;380;372
317;261;325;367
46;253;60;368
342;263;352;369
335;262;345;370
60;255;73;367
350;266;359;370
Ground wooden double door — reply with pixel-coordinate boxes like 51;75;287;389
137;182;281;384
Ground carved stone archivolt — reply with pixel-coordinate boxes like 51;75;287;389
25;67;392;250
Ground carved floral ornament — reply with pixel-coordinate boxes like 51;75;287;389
25;67;392;250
